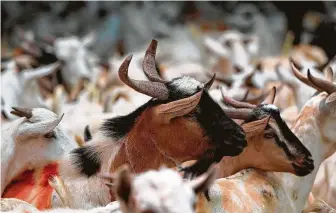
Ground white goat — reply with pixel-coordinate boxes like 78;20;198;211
1;165;217;213
1;62;60;120
52;33;100;89
1;107;77;196
204;30;259;72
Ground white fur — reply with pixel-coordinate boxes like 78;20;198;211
1;108;77;195
132;168;196;213
53;35;100;88
204;30;259;70
1;63;59;120
170;76;203;95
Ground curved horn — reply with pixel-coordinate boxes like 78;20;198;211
290;57;304;70
241;90;249;102
31;113;64;135
143;40;167;83
222;107;252;121
290;61;320;91
206;71;232;87
10;107;33;119
204;73;216;90
307;70;336;94
221;88;256;109
118;55;169;100
325;67;333;82
261;86;276;105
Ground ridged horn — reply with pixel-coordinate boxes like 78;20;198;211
118;55;169;100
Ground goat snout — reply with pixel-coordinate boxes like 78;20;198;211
292;156;315;176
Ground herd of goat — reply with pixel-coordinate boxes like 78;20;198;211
1;29;336;213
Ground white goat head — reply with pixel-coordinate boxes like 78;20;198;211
204;30;259;70
1;107;76;195
1;62;60;120
105;165;217;213
52;33;98;88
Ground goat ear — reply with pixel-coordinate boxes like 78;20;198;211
204;37;229;57
244;35;259;55
261;87;276;105
188;164;217;194
115;165;134;204
22;62;60;81
153;91;202;124
81;32;96;47
326;92;336;104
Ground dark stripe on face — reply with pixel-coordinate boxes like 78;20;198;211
247;105;314;176
270;110;312;159
248;105;312;160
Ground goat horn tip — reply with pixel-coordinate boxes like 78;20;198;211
126;54;133;61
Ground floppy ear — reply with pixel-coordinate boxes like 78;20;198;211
153;91;203;124
187;164;217;194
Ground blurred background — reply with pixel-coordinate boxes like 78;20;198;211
2;1;336;61
1;2;336;209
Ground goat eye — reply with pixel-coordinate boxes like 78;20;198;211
243;38;251;46
264;131;275;139
224;40;233;48
44;132;56;139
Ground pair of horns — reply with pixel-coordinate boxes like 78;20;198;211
118;40;215;100
10;107;64;135
220;87;277;120
291;60;336;94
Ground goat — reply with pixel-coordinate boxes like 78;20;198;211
44;33;100;90
204;30;259;73
215;87;313;177
1;107;77;199
1;62;60;120
303;197;336;213
183;87;312;180
312;151;336;208
1;165;217;213
1;39;246;209
95;39;246;175
198;67;336;213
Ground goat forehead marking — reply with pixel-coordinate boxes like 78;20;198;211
262;104;278;111
170;76;202;95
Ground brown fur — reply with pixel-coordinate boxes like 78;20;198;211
110;107;209;173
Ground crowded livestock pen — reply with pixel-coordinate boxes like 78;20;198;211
1;1;336;213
